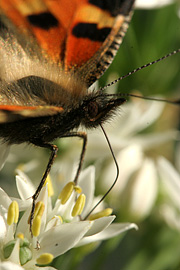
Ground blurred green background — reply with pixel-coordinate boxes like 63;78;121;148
100;2;180;97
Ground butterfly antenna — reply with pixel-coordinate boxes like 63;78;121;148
105;92;180;105
83;124;119;220
101;49;180;91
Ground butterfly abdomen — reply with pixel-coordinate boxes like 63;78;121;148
0;108;81;145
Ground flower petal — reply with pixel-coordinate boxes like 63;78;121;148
133;130;178;151
8;239;20;265
16;171;35;200
114;100;164;137
135;0;174;9
84;215;116;237
158;156;180;207
125;158;158;220
79;166;95;217
0;188;12;209
38;221;92;257
160;204;180;231
76;223;138;246
10;197;31;211
0;214;7;241
45;215;62;231
0;262;24;270
102;145;143;196
175;143;180;172
16;185;48;238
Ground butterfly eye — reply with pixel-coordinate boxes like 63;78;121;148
87;101;99;119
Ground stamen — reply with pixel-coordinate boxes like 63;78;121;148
74;185;82;194
58;182;75;204
32;201;45;237
72;194;86;217
36;253;54;265
34;201;45;218
17;233;24;240
88;208;113;221
57;215;63;224
32;216;41;237
7;201;19;225
52;215;63;225
44;175;54;197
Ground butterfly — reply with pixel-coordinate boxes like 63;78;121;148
0;0;136;229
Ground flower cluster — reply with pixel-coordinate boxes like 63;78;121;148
61;96;178;221
0;166;137;270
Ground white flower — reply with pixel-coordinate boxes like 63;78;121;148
0;262;25;270
86;99;177;221
0;166;137;269
135;0;175;9
87;99;168;158
0;187;56;270
53;98;178;222
157;156;180;231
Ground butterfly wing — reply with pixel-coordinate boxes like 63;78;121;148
0;0;135;123
0;105;63;123
0;0;135;86
72;0;135;85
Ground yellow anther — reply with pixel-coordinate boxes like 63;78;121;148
17;233;24;240
36;253;54;265
58;182;75;204
32;201;45;237
32;216;41;237
72;194;86;217
34;201;45;219
74;185;82;194
16;163;25;171
44;175;54;197
52;215;63;226
88;208;113;221
57;215;63;224
7;201;19;225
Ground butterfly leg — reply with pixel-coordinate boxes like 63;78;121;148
29;132;87;234
29;142;58;233
61;132;87;185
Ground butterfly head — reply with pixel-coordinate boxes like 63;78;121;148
81;93;126;129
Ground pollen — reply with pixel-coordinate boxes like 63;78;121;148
72;194;86;217
32;201;45;237
7;201;19;225
58;182;75;204
36;253;54;265
44;175;54;197
88;208;113;221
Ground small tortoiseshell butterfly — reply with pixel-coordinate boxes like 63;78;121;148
0;0;135;228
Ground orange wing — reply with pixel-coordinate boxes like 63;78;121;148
0;105;63;123
0;0;135;85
